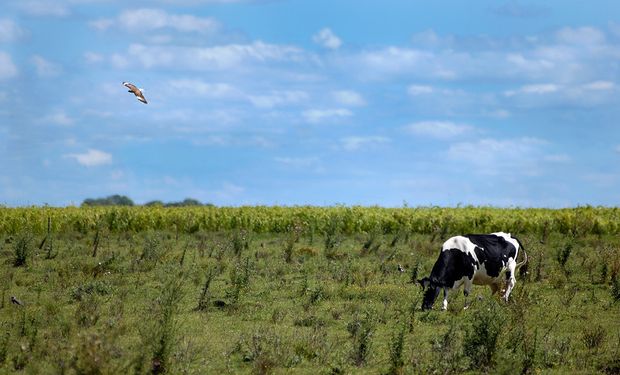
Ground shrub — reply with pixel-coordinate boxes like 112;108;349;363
12;234;31;267
463;300;505;370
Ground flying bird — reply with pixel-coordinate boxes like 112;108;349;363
11;296;23;306
122;82;148;104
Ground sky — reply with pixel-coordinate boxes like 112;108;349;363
1;0;619;207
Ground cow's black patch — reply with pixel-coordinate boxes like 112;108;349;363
429;248;477;288
466;234;517;278
421;248;477;310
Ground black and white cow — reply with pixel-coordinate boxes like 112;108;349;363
418;232;527;311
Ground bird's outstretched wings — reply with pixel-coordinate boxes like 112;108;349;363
122;81;148;104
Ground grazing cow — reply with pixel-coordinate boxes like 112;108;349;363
417;232;527;311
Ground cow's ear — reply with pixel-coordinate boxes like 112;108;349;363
417;278;430;290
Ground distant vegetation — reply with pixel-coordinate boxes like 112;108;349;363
82;195;211;207
82;194;135;206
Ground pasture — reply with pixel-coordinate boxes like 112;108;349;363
0;206;619;374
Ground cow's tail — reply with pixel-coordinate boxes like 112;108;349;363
514;236;528;269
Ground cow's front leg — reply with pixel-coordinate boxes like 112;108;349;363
442;288;449;310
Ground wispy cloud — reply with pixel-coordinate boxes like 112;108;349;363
313;28;342;50
407;85;435;95
0;52;18;79
18;1;70;17
168;79;242;99
275;156;320;168
31;55;61;77
447;137;548;175
91;8;220;34
0;19;25;43
341;136;389;151
302;108;353;124
83;52;104;64
332;90;366;107
110;42;308;70
249;90;309;109
41;110;74;126
65;149;112;167
504;83;560;96
405;121;473;139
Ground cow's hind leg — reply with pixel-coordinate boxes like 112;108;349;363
503;259;517;302
463;278;473;309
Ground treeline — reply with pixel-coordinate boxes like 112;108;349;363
81;195;213;207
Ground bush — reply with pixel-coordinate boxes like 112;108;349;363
463;300;505;370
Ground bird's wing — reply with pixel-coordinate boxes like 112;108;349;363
123;82;140;94
135;91;148;104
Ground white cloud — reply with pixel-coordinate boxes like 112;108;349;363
168;79;242;99
0;52;18;79
42;110;74;126
302;108;353;124
65;149;112;167
91;8;220;34
407;85;435;95
84;52;104;64
112;42;307;70
338;26;620;85
581;80;615;91
555;27;606;46
313;28;342;50
275;157;320;168
341;136;389;151
504;83;560;96
332;90;366;107
214;182;244;200
89;19;114;31
249;90;309;109
447;137;547;174
0;19;25;43
18;1;70;17
31;55;61;77
405;121;473;139
544;154;571;163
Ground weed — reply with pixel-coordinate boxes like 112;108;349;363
611;275;620;303
324;216;341;257
226;257;252;306
0;328;8;365
232;230;250;257
70;280;112;301
196;267;216;311
556;242;573;273
75;295;100;328
12;233;31;267
463;300;505;370
145;272;185;374
348;313;375;366
386;324;406;375
140;232;163;264
582;324;606;351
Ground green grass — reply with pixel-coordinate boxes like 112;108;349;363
0;225;619;374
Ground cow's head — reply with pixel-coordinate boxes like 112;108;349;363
417;277;441;310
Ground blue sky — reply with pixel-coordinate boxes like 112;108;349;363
1;0;619;207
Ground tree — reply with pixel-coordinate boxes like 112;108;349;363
82;195;134;206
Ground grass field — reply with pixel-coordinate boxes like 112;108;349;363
1;207;619;374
